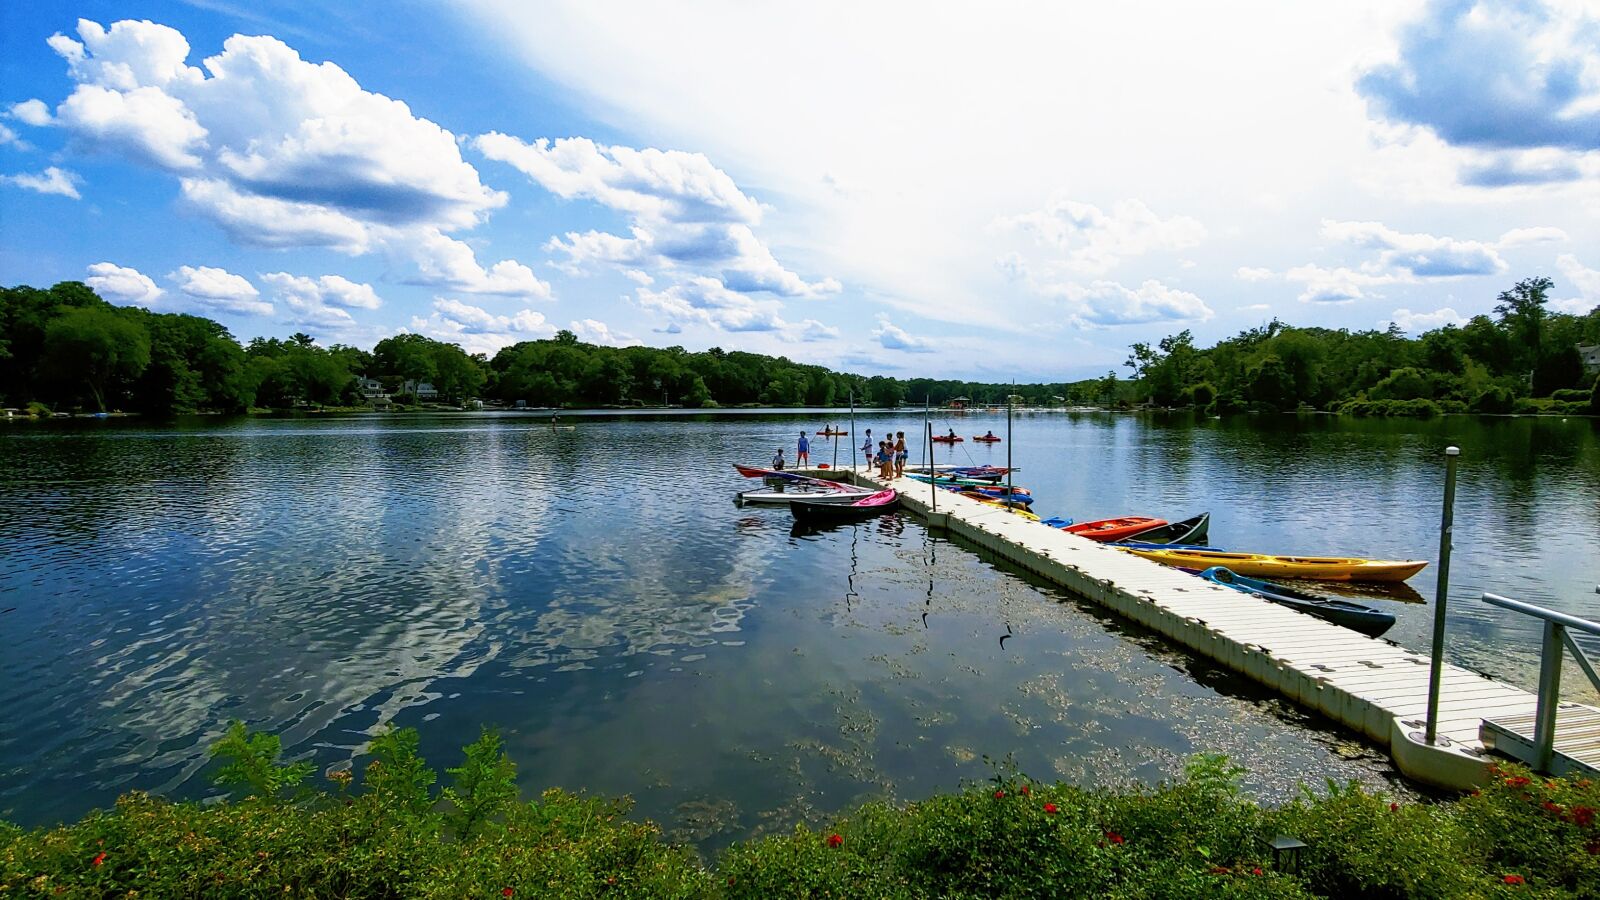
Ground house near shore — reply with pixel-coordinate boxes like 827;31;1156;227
355;376;387;400
947;396;970;410
1580;344;1600;375
402;380;439;401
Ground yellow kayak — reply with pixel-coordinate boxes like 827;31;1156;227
1117;546;1427;582
963;493;1040;521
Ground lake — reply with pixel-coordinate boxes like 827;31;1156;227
2;410;1597;847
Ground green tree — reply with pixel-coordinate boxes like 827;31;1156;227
1532;345;1583;396
1494;276;1552;372
42;305;151;410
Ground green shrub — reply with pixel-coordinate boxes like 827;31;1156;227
25;401;50;418
1454;763;1600;896
1591;374;1600;414
1338;399;1441;418
1551;388;1590;403
1472;386;1516;414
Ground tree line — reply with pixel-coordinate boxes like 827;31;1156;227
1118;277;1600;416
4;278;1596;416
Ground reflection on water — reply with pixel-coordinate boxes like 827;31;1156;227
1;412;1595;845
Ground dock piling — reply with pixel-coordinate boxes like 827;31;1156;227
1424;445;1460;745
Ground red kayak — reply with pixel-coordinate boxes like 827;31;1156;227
931;435;964;443
1061;516;1167;542
972;436;1001;443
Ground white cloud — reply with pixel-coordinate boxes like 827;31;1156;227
634;275;837;341
1498;226;1570;247
8;99;53;126
1321;219;1506;277
1064;279;1213;326
85;262;162;306
32;19;531;289
1;166;82;198
0;123;21;147
1385;307;1468;333
408;297;555;354
169;265;271;315
261;272;383;310
1235;266;1274;282
1237;303;1271;311
995;198;1205;275
871;313;933;352
1555;254;1600;315
1284;264;1397;304
477;132;838;299
568;318;640;347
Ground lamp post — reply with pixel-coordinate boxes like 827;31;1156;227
1424;446;1460;744
1269;835;1306;875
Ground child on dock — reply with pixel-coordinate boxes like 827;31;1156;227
797;431;810;466
894;432;907;478
772;448;786;471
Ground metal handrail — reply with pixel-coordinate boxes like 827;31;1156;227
1483;592;1600;637
1481;590;1600;772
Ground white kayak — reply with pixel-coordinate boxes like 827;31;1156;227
737;485;877;505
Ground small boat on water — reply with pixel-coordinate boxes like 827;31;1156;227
1062;516;1167;543
791;489;899;523
1122;512;1209;545
1198;566;1396;637
907;472;1018;489
738;484;875;506
972;435;1002;443
931;434;965;443
815;430;848;436
955;485;1033;505
1118;546;1427;582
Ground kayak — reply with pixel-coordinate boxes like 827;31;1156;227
931;435;964;443
1122;512;1210;545
815;430;848;436
957;490;1031;510
955;486;1033;505
734;463;810;481
972;436;1002;443
1199;567;1396;637
739;484;875;506
791;489;899;522
907;472;1021;489
1118;546;1428;583
1062;516;1167;542
1040;516;1075;528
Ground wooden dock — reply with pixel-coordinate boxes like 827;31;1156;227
814;465;1599;790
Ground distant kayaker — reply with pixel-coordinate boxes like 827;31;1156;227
947;428;957;440
984;430;995;439
772;448;786;470
797;431;810;466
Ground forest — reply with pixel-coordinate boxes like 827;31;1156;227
2;277;1597;416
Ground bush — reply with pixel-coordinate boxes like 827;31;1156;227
1591;374;1600;415
1338;398;1441;418
1472;386;1516;414
1186;382;1217;408
1551;388;1590;403
1512;398;1590;416
25;401;52;418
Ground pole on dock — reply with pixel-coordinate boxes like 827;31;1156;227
1006;383;1014;503
849;391;856;480
923;395;930;478
1424;445;1461;745
928;419;937;513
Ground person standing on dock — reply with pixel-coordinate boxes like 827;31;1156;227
861;430;873;469
893;431;907;478
797;431;810;466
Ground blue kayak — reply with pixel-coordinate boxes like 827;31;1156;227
1197;566;1396;637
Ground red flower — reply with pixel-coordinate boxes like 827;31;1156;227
1251;867;1263;876
1043;802;1058;814
827;833;843;848
1390;802;1399;812
1506;776;1531;788
1020;785;1030;796
1573;806;1596;827
1503;874;1525;885
1544;801;1564;815
91;852;106;867
994;789;1005;799
1105;832;1124;845
502;889;513;898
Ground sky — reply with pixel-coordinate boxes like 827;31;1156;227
1;0;1597;380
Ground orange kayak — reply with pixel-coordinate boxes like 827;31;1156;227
1062;516;1166;542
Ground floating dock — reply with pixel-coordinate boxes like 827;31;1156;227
815;465;1598;790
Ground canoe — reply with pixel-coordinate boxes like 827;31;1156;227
815;430;848;436
1199;567;1396;637
738;485;875;506
1122;512;1209;545
1118;546;1428;582
791;489;900;522
972;436;1002;443
931;435;964;443
1062;516;1167;542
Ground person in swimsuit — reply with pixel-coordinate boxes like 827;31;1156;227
894;431;907;478
797;431;810;466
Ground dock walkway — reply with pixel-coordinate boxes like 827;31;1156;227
817;465;1598;789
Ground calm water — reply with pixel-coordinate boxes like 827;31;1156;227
2;411;1597;846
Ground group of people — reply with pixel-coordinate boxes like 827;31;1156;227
770;427;909;478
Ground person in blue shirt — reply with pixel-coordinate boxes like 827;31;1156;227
797;431;810;466
772;448;785;470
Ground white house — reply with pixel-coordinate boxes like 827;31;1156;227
355;376;387;400
1579;344;1600;375
402;380;440;401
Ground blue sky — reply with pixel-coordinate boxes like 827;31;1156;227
2;1;1597;380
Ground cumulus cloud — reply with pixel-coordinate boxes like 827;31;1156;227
1284;264;1397;304
635;276;838;341
1321;219;1506;277
8;99;53;126
994;198;1205;275
1358;0;1600;154
1385;307;1468;333
85;262;162;305
476;132;838;299
871;313;934;352
1235;266;1274;282
261;272;382;310
1237;303;1271;311
1498;225;1569;247
568;318;640;347
31;19;533;289
1554;254;1600;314
1064;279;1213;325
169;265;271;315
408;297;555;354
0;123;23;148
1459;149;1585;187
1;166;82;198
